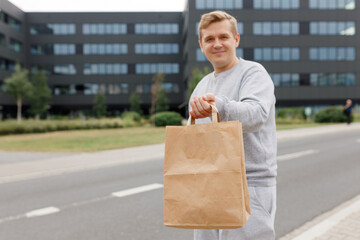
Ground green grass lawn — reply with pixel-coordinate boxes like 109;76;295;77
0;122;343;152
0;127;166;152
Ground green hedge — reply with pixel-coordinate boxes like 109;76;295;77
314;107;349;123
277;107;306;120
121;111;142;123
152;112;183;127
0;119;123;136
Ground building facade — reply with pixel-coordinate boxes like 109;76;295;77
0;0;359;117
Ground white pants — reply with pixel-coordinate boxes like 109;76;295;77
194;186;277;240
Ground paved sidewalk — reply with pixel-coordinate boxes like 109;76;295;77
1;122;360;239
280;193;360;240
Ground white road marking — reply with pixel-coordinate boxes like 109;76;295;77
112;183;163;198
291;196;360;240
25;207;60;218
277;149;319;162
0;183;164;225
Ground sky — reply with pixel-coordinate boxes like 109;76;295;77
8;0;187;12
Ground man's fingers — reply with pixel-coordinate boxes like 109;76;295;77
191;97;208;118
194;97;210;117
199;98;211;113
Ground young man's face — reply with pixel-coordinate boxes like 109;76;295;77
199;20;240;73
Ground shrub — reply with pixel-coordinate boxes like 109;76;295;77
0;119;124;136
152;112;183;127
121;111;142;123
314;107;348;123
277;107;306;120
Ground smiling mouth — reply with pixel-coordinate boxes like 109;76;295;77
213;51;225;54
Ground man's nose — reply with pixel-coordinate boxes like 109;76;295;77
213;38;222;48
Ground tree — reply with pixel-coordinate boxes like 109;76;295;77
93;92;107;118
4;63;32;123
150;73;165;115
155;88;169;113
28;70;51;120
130;92;143;115
187;66;211;101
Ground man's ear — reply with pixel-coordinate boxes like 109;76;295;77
235;33;240;48
199;39;204;53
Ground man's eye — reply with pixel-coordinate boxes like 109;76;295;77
221;36;228;39
206;38;213;42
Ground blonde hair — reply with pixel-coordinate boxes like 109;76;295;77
198;10;238;41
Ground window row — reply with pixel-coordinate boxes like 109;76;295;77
254;22;299;35
30;43;182;55
135;23;179;34
30;24;76;35
309;47;355;61
83;44;128;55
9;39;22;53
310;21;355;35
84;64;128;75
197;21;356;36
31;44;76;55
0;57;16;71
136;83;180;94
135;43;179;54
196;48;243;61
135;63;179;74
255;48;300;61
50;83;180;96
0;33;5;46
195;0;243;9
83;24;127;35
270;73;355;87
53;84;129;96
254;0;299;9
31;64;77;75
0;10;22;31
309;0;355;9
197;47;357;62
195;0;355;9
310;73;355;86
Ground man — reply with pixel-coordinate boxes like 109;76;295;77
343;99;353;125
189;11;277;239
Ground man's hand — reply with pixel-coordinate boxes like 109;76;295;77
189;93;216;119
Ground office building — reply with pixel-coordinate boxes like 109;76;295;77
0;0;359;117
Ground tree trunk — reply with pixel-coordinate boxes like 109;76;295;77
17;98;22;124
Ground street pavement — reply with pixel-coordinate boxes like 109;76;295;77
0;122;360;239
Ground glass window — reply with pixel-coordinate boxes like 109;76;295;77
254;49;262;60
196;0;205;9
237;23;243;35
236;48;243;58
197;48;207;62
347;47;355;60
263;22;272;35
254;0;261;8
319;22;327;34
282;0;290;9
215;0;224;8
319;47;328;60
83;24;90;34
282;22;291;35
253;23;262;35
282;48;290;60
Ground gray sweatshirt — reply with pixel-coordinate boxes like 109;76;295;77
189;58;277;187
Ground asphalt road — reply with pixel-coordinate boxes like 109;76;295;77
0;128;359;240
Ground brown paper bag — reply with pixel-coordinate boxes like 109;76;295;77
164;105;250;229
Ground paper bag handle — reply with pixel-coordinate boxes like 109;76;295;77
187;105;220;126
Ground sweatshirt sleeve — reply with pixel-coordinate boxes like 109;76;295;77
215;68;275;133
